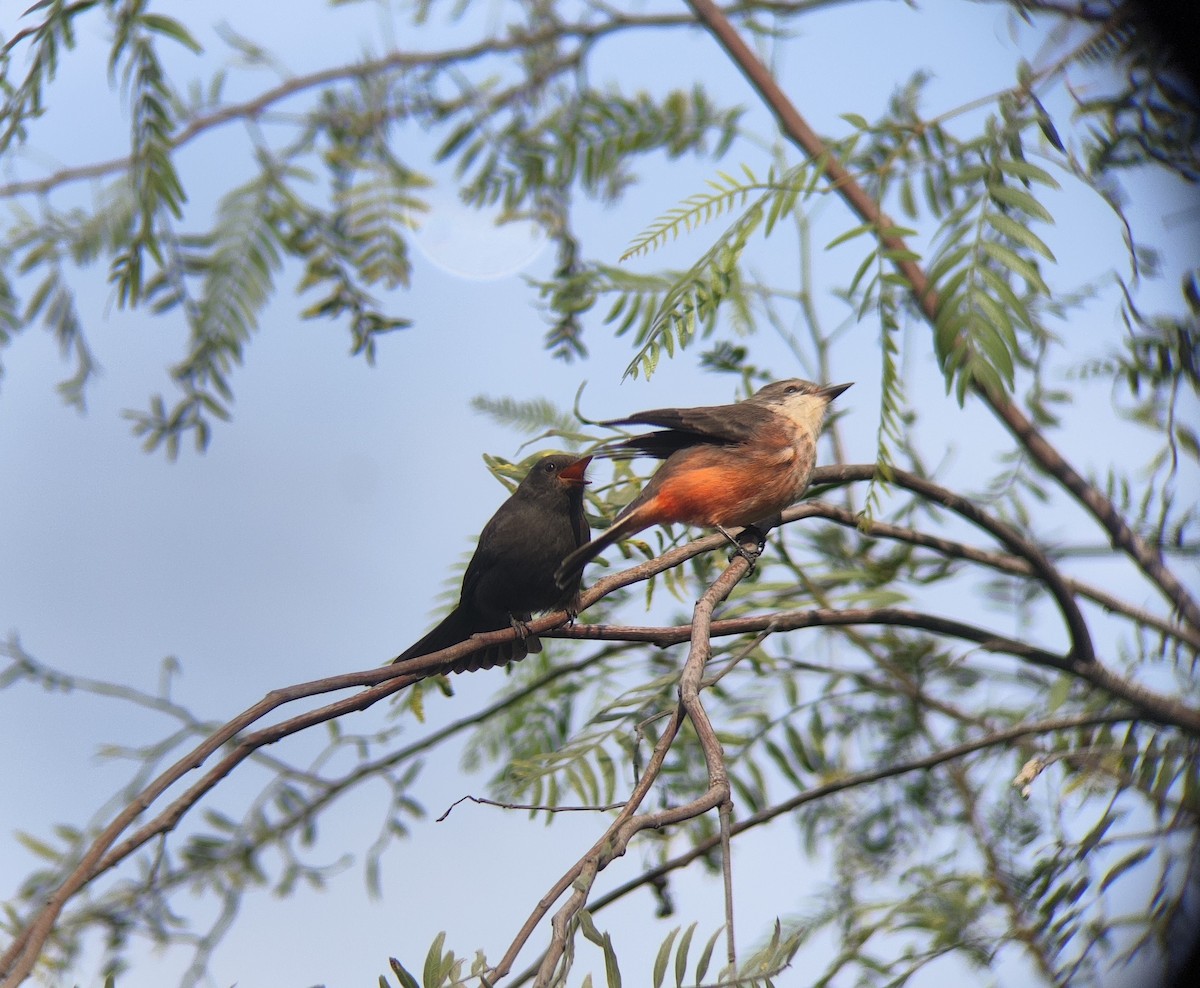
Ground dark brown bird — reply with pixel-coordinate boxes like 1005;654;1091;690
395;453;591;673
555;379;850;587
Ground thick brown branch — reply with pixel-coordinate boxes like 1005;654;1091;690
556;606;1068;665
553;609;1200;734
784;501;1200;652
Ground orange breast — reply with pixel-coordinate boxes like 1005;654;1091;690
649;441;810;527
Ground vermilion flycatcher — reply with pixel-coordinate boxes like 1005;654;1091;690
555;379;850;586
395;453;591;673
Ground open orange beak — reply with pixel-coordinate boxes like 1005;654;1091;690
558;455;592;485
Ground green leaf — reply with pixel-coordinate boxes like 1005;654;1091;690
138;13;203;53
985;210;1056;261
1099;847;1153;892
14;832;62;862
980;240;1049;294
988;182;1054;222
763;738;804;791
997;157;1060;188
577;910;622;988
826;223;875;251
389;958;420;988
847;247;879;299
578;908;605;946
675;922;696;988
1046;675;1072;712
975;262;1031;328
423;932;446;988
654;927;679;988
696;926;723;984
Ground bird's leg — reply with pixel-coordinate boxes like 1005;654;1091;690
715;524;766;566
508;612;543;656
509;613;533;640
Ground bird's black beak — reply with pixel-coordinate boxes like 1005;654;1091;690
558;455;592;485
819;382;853;400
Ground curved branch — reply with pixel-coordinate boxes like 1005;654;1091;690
819;464;1097;663
552;608;1200;734
496;532;758;985
556;606;1069;667
784;501;1200;653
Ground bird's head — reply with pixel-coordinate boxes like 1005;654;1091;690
752;379;852;435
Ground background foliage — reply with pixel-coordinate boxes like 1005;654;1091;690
1;2;1198;987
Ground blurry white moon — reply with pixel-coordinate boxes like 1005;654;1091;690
410;184;547;281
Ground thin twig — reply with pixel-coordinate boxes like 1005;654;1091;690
436;794;626;822
583;709;1145;914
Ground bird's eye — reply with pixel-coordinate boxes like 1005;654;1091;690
785;384;800;395
545;462;557;472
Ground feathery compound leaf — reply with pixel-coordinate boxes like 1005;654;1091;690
621;172;759;261
470;394;577;435
622;201;763;380
422;931;447;987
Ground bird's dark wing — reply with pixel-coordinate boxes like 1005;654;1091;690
458;505;513;610
570;497;590;551
597;400;776;459
603;400;774;443
589;430;693;460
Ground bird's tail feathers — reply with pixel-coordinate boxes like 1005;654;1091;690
554;513;645;589
393;606;531;673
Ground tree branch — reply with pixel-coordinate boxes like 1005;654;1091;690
6;462;1195;984
0;3;841;201
507;709;1142;986
782;502;1200;653
682;0;1200;634
496;533;759;985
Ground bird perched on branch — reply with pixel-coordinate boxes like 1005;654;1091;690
395;453;591;673
555;379;850;587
